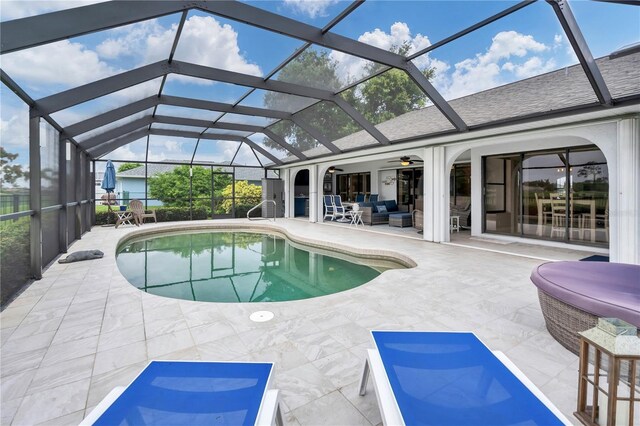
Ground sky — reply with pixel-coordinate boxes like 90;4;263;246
1;0;638;181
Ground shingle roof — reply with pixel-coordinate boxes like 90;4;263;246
118;164;277;180
297;52;640;158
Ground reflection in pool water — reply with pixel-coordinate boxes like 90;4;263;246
116;231;405;303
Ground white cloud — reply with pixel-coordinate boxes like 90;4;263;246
171;15;263;79
438;31;552;100
283;0;339;19
512;56;557;79
0;0;105;20
96;20;166;60
0;112;28;149
330;22;448;85
1;39;117;88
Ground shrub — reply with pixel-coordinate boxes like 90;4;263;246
0;217;31;306
95;206;210;225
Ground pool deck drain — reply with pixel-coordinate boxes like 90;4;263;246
250;311;275;322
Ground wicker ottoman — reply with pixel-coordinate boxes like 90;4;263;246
530;261;640;355
389;213;413;227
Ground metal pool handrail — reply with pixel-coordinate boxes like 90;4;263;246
247;200;276;221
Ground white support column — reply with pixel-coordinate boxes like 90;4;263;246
422;147;434;241
283;168;291;218
432;146;447;243
309;164;318;223
614;117;640;264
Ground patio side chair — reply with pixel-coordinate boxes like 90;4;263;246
323;195;335;220
129;199;157;224
355;193;365;203
332;195;348;222
369;194;378;204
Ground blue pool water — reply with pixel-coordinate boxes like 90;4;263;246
116;230;406;303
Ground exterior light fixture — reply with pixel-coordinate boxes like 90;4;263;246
400;160;411;166
575;318;640;426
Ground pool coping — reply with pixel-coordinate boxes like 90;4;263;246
115;221;418;270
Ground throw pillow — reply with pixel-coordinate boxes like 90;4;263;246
377;204;388;213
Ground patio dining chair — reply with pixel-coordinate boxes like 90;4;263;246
332;195;348;222
359;331;570;425
81;360;283;426
129;199;157;224
323;195;335;220
355;193;365;203
368;194;378;204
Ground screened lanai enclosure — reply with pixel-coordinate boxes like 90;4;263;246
1;0;639;305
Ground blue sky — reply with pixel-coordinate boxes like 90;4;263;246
1;0;638;179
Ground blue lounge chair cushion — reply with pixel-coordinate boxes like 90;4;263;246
93;361;273;426
372;331;564;426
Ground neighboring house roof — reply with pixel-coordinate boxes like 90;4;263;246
293;52;640;158
117;164;278;180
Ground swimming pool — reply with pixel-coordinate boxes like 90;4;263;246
116;230;407;303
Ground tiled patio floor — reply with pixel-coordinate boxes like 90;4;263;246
1;219;585;425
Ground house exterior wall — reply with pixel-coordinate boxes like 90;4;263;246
282;112;640;264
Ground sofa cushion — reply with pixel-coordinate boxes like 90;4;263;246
377;204;388;213
361;202;376;213
384;200;398;212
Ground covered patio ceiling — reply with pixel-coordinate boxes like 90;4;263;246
1;0;638;168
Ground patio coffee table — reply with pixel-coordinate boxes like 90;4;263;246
359;331;570;425
389;213;413;227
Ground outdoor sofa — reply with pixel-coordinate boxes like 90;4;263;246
360;200;401;225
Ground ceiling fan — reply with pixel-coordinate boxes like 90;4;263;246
388;156;424;166
327;166;344;174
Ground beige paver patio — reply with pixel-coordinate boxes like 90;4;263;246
1;218;588;425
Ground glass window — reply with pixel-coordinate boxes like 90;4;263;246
335;172;371;202
450;163;471;206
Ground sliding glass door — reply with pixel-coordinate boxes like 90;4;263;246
483;145;608;245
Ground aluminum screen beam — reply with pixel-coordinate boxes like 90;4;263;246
64;96;158;138
80;116;153;150
35;61;166;115
195;1;466;131
88;128;149;158
161;95;291;119
64;95;293;139
39;61;383;147
547;0;613;106
145;128;283;165
34;60;330;115
154;115;257;132
288;117;342;154
0;1;187;54
332;97;390;144
408;1;535;59
153;115;307;159
404;64;468;131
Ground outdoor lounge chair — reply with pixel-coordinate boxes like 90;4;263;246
129;199;157;224
359;331;570;425
323;195;335;220
81;360;283;426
